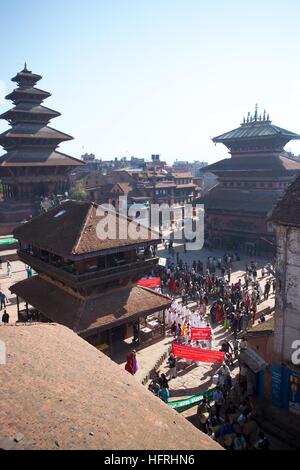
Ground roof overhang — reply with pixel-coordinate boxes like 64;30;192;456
240;348;268;373
10;276;172;335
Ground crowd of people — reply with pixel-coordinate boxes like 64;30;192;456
147;248;275;449
159;253;275;340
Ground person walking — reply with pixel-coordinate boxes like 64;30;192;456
159;384;170;403
167;353;177;379
0;291;7;310
6;261;12;278
125;350;138;375
212;387;224;423
1;309;9;324
264;281;271;300
26;265;33;278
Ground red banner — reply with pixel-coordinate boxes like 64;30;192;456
172;343;225;364
137;277;161;288
191;328;212;341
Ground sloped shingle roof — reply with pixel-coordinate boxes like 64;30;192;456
213;122;300;142
0;323;222;450
203;155;300;174
10;277;172;334
200;187;284;214
270;174;300;228
13;200;161;257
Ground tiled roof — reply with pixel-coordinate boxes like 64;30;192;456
204;155;300;174
11;70;42;84
0;323;222;450
213;121;300;142
270;174;300;227
171;172;193;178
13;200;161;257
175;183;196;189
200;187;284;214
0;150;83;166
145;182;176;189
247;317;274;335
112;182;133;195
0;124;73;141
0;104;61;120
5;87;51;101
10;277;172;334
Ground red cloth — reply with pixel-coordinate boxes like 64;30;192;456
168;278;176;293
190;328;212;340
137;278;161;288
172;343;224;363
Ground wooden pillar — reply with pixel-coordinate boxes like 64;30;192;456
109;329;113;358
138;317;141;344
162;309;166;337
16;296;20;320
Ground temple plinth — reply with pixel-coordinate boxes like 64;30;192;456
0;65;84;235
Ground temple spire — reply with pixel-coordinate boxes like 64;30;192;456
22;62;30;73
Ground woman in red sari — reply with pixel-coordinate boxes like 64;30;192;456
125;350;138;375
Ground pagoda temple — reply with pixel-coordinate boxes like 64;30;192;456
201;106;300;255
10;200;171;356
0;64;84;235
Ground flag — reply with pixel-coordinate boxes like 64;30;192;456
137;277;161;288
172;343;224;364
191;327;212;341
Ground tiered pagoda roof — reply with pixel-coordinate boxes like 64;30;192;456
203;154;300;176
202;187;284;215
214;118;300;143
211;105;300;160
204;106;300;176
214;105;300;144
0;64;83;168
13;200;161;258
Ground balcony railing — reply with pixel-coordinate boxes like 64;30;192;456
18;250;159;288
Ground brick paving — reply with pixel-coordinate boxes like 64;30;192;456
0;257;29;324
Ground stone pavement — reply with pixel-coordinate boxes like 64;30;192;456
115;335;174;384
0;257;29;324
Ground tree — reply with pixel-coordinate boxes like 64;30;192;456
69;182;87;201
